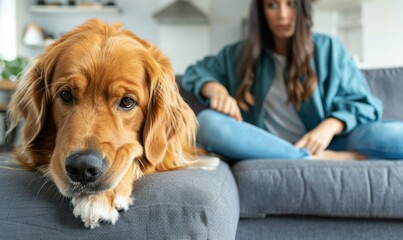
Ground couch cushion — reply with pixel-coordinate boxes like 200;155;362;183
0;154;239;240
236;216;403;240
233;160;403;219
362;67;403;121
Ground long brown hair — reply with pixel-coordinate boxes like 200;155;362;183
237;0;317;110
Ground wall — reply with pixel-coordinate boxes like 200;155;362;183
312;0;403;69
17;0;161;58
12;0;249;74
0;0;17;60
362;0;403;68
159;24;210;74
209;0;250;53
157;0;211;73
157;0;250;73
312;4;364;65
312;9;338;36
4;0;403;71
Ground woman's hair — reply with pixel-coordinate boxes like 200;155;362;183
237;0;317;110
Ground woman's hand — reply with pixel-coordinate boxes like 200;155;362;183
210;93;243;121
201;82;243;121
294;118;345;155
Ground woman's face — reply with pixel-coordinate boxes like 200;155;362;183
263;0;297;40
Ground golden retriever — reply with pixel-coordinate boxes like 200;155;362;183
7;19;218;228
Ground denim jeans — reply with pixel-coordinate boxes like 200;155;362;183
196;109;403;161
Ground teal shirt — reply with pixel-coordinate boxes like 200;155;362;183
181;33;383;135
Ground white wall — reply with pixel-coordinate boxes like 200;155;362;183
313;6;364;64
159;25;210;73
11;0;249;74
157;0;211;73
312;10;338;36
157;0;250;73
11;0;403;71
17;0;161;57
313;0;403;69
362;0;403;68
0;0;17;60
209;0;250;53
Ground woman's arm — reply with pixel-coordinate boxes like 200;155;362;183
313;34;383;135
180;41;245;120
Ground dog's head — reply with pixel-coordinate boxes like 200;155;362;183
8;19;197;197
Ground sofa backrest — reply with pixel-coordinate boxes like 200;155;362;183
362;67;403;121
177;66;403;121
177;75;207;116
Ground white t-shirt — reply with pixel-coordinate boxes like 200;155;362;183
263;53;307;143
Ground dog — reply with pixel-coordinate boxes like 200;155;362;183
7;19;218;228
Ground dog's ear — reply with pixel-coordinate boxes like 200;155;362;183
141;49;197;170
7;57;56;170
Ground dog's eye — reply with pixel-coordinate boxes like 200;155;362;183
118;97;136;110
60;91;73;104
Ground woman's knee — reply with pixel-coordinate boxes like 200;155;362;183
355;121;403;141
198;110;228;130
197;109;219;124
347;121;403;159
196;109;235;141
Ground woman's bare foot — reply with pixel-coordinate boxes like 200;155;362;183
310;150;367;161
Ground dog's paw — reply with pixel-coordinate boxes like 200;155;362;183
71;193;133;229
202;157;220;170
114;195;134;211
192;156;220;170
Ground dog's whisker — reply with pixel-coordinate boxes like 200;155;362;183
46;183;65;203
135;157;146;170
45;182;59;198
36;175;53;197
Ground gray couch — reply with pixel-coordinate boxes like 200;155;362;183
1;67;403;239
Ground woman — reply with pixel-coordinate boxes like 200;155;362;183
181;0;403;161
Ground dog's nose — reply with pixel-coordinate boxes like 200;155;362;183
65;151;105;184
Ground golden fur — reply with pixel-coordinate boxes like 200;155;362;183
7;19;216;228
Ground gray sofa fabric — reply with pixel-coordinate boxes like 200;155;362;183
0;154;239;240
363;67;403;121
233;160;403;219
236;217;403;240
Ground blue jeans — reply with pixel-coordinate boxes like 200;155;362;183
196;109;403;161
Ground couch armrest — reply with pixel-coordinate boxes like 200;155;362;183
0;154;239;240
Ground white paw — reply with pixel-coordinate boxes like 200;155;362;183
114;195;134;211
203;157;220;170
72;195;120;229
193;156;220;170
